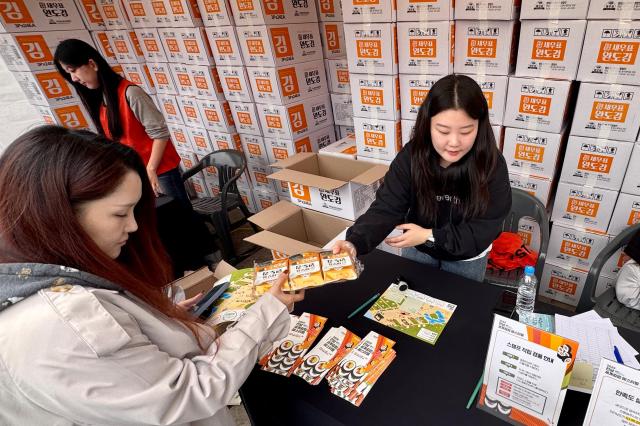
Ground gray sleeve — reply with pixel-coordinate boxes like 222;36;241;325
125;85;170;140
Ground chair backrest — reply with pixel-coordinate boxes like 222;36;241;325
576;223;640;312
500;188;551;282
182;149;247;191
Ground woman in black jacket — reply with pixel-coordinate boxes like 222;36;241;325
333;74;512;282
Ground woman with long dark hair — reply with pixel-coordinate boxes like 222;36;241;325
53;38;187;202
333;74;512;282
0;126;302;425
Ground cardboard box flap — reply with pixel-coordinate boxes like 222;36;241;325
213;260;236;279
268;168;347;191
352;164;389;185
248;200;302;230
244;230;321;256
270;152;317;170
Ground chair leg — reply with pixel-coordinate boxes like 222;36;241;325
212;213;237;263
238;199;259;232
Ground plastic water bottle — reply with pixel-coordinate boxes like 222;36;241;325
516;266;536;318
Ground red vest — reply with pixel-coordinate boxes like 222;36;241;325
100;80;180;175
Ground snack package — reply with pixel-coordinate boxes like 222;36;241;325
320;250;358;282
254;258;288;287
261;312;328;377
293;326;361;385
288;252;324;290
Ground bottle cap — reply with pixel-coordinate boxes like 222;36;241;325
525;266;535;276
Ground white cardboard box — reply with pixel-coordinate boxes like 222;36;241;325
134;28;168;63
252;188;280;212
264;125;336;164
325;58;350;94
399;74;442;121
108;29;145;64
177;27;214;66
319;135;358;160
502;127;564;180
91;31;119;65
515;19;587;81
397;0;453;21
351;74;400;121
187;127;215;156
344;23;398;75
354;117;402;162
0;0;85;33
247;60;328;106
157;94;185;125
539;262;587;307
247;162;277;192
337;125;355;139
11;70;78;107
621;143;640;196
587;0;640;19
178;96;204;129
465;74;508;126
218;65;253;103
158;28;185;63
122;63;156;94
238;186;258;213
518;216;541;252
228;0;317;25
342;0;396;23
121;0;155;28
75;0;106;30
256;93;333;139
503;77;572;134
148;62;178;95
608;192;640;236
577;20;640;85
196;0;235;27
508;172;553;207
454;20;516;76
493;125;503;148
197;99;236;133
520;0;589;19
398;21;453;75
454;0;520;20
207;130;243;152
240;134;270;165
320;22;347;60
96;0;131;30
189;65;225;100
401;119;416;146
205;26;244;67
559;136;633;191
166;0;203;27
169;63;195;97
50;102;97;132
570;82;640;143
229;101;263;136
236;24;323;68
317;0;343;21
168;124;194;153
330;92;353;126
547;224;610;272
551;182;619;233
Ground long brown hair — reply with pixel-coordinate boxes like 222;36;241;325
0;125;205;345
410;74;498;220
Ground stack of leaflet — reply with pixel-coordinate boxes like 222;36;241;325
555;310;640;393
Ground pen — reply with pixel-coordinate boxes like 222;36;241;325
347;292;380;319
467;372;484;409
614;346;624;364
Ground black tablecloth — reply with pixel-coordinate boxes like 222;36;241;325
240;250;640;426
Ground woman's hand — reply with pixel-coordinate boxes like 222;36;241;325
385;224;432;248
177;292;204;311
331;240;357;259
268;272;305;312
146;167;161;197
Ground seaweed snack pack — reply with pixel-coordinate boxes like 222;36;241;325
293;326;361;385
260;313;328;377
289;252;324;290
320;251;359;283
254;258;289;290
326;331;396;407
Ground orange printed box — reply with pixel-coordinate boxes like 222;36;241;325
342;0;396;23
455;0;519;20
547;224;609;272
149;62;178;95
397;0;453;21
326;58;351;94
229;0;317;25
354;117;402;162
521;0;588;19
96;0;131;30
228;100;263;136
502;128;563;180
197;98;236;133
196;0;235;26
351;74;400;121
539;262;587;307
218;65;254;103
107;29;145;64
205;25;244;67
398;21;453;75
75;0;106;30
0;0;85;32
156;94;185;125
256;94;333;139
247;60;328;106
11;69;78;107
320;22;346;60
464;74;508;125
608;193;640;236
344;23;398;75
264;125;336;164
91;30;119;65
134;28;168;62
454;20;516;76
551;182;618;233
317;0;343;21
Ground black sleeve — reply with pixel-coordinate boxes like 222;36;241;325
431;155;512;259
346;145;412;256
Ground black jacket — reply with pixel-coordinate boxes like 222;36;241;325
346;142;512;261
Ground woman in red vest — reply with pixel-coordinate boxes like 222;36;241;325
54;39;187;203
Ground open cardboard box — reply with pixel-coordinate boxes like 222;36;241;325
268;153;388;221
170;261;237;299
244;201;353;258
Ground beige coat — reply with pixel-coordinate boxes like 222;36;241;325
0;284;290;425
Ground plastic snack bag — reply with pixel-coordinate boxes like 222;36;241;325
320;250;359;283
289;252;324;291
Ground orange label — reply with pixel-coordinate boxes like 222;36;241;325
271;27;293;58
152;1;167;15
361;88;384;106
55;105;88;129
560;240;591;259
318;0;334;13
467;38;497;58
194;76;208;89
273;147;289;159
128;72;142;85
247;143;262;155
35;72;71;98
166;38;180;53
289;183;311;202
184;105;198;119
177;73;191;86
144;39;160;53
590;101;629;123
295;137;312;153
364;131;386;148
549;276;577;295
96;33;115;58
353;0;379;3
173;130;187;143
519;95;551;116
163;102;177;115
129;32;144;57
337;70;350;84
266;115;282;129
254;172;268;184
246;39;265;55
256;78;273;93
237;0;254;11
217;140;230;149
263;0;284;15
411;89;429;106
102;5;117;18
155;72;169;85
483;91;493;109
215;39;233;54
324;24;341;51
515;143;545;163
184;39;200;54
410;39;436;58
578;153;613;173
567;197;600;218
130;2;146;16
598;41;639;65
260;199;273;209
203;0;220;12
225;76;242;91
15;35;52;63
169;0;184;13
114;39;129;54
223;102;234;125
518;231;532;246
237;111;252;124
194;136;207;148
532;39;566;60
204;108;220;122
278;68;300;97
0;0;33;23
628;209;640;226
80;0;103;23
288;104;308;133
357;39;382;58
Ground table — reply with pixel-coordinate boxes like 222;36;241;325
240;250;640;426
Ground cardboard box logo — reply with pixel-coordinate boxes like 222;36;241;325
184;39;200;54
337;70;349;84
519;95;551;116
96;33;115;58
360;88;384;106
152;1;169;15
202;0;221;12
411;88;429;108
295;136;312;152
170;0;185;13
79;0;103;24
515;143;545;163
288;104;308;133
357;40;382;58
0;0;33;24
203;107;220;122
216;39;234;54
35;71;72;99
549;276;577;296
166;38;180;53
629;202;640;226
598;41;639;65
237;0;255;11
532;39;567;60
183;105;198;119
263;0;285;15
155;71;169;85
247;39;265;54
364;130;386;148
289;183;312;203
163;100;178;116
55;105;89;129
266;115;282;128
247;142;262;155
255;77;273;93
16;35;52;63
271;27;293;58
225;76;242;91
318;0;334;13
590;101;629;123
324;24;341;51
567;198;600;218
467;38;497;58
237;111;252;124
278;67;300;97
193;134;208;149
560;240;591;260
410;39;436;58
578;152;613;173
